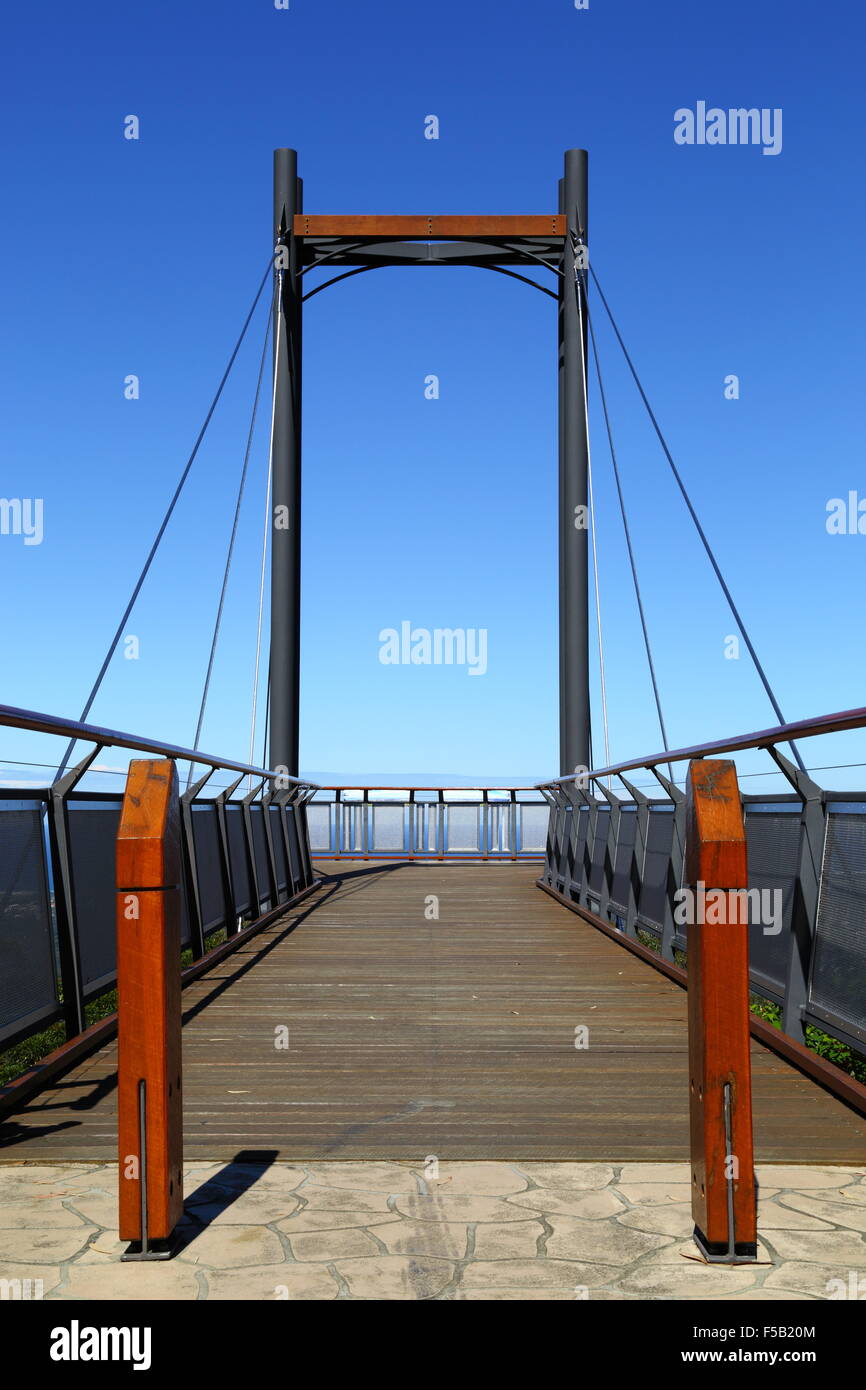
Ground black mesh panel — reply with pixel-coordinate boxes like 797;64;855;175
67;800;122;990
191;804;226;933
0;802;57;1038
811;810;866;1033
610;809;637;911
743;808;801;995
638;808;675;928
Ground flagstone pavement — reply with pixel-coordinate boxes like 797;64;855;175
1;1160;864;1301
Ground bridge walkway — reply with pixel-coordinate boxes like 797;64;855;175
3;862;865;1162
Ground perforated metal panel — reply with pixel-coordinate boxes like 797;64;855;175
285;805;301;885
268;804;289;893
0;801;57;1040
811;810;866;1034
638;808;675;928
571;804;589;892
225;805;252;915
744;807;802;996
587;806;610;895
67;799;122;991
447;806;480;852
249;805;272;912
556;805;572;881
306;803;332;854
371;806;405;852
610;809;637;911
191;804;226;933
520;805;548;852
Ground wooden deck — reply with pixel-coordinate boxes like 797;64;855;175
3;861;865;1162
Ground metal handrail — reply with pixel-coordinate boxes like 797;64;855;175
538;705;866;787
0;702;319;789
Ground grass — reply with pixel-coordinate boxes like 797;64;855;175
749;994;866;1084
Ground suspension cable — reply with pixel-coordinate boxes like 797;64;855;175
186;288;274;788
248;273;280;789
56;258;274;779
587;262;806;773
574;271;611;780
580;270;672;775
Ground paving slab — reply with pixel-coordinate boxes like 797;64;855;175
0;1159;864;1301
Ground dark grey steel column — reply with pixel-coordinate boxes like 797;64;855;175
558;148;590;775
270;149;302;776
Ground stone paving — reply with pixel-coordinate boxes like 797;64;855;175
0;1160;864;1300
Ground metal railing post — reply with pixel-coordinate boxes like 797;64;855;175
765;748;826;1041
48;745;104;1039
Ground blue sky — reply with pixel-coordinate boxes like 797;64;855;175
1;0;865;789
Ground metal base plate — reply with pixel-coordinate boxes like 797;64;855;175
693;1226;758;1265
121;1237;178;1263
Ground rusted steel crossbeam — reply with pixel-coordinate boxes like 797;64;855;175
293;214;566;239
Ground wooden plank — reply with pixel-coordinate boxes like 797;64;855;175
538;877;866;1114
116;760;183;1243
293;215;566;240
685;759;756;1259
2;862;866;1163
0;880;323;1121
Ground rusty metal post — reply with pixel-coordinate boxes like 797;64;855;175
685;758;757;1262
116;759;184;1258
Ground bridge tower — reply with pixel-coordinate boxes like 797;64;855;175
270;148;303;779
559;149;591;776
268;148;592;779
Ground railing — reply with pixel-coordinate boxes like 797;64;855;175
537;706;866;1058
0;703;318;1057
307;786;549;859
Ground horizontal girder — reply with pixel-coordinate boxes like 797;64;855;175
294;214;566;240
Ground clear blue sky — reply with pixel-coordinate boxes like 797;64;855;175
1;0;865;789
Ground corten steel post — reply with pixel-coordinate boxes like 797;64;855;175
558;149;591;776
116;759;183;1258
270;148;303;777
685;759;757;1262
